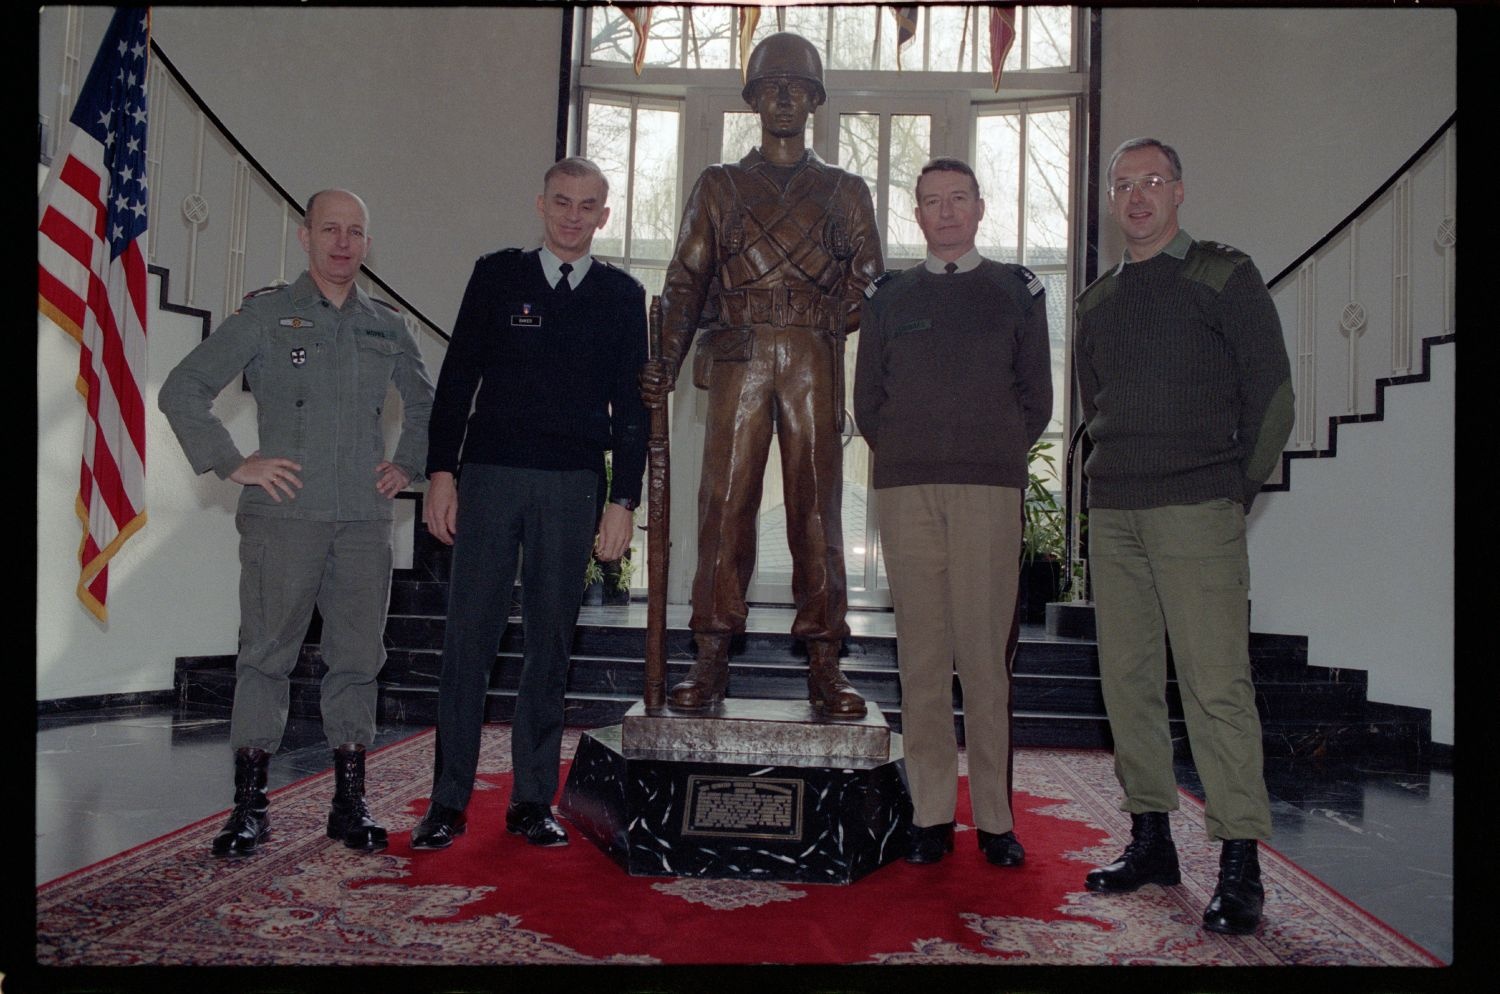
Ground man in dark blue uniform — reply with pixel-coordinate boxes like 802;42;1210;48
411;158;648;850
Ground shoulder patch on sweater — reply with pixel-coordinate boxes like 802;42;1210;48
864;270;898;299
1075;272;1116;316
1182;240;1249;293
1015;265;1045;298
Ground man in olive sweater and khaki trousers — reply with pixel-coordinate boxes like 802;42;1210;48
855;158;1053;869
1075;138;1294;935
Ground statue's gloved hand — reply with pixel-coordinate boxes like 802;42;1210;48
638;358;676;410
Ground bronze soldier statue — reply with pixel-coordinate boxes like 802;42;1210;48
639;32;884;717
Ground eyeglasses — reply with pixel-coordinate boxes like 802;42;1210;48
1109;175;1178;199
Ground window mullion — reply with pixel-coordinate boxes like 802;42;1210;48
624;99;639;264
1017;109;1029;266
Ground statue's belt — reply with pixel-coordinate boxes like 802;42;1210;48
716;285;842;333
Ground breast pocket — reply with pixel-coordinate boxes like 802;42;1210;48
355;335;403;409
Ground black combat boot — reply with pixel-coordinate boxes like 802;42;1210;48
1084;811;1181;892
326;744;388;853
211;747;271;858
1202;839;1264;935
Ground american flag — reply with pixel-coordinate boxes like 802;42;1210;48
38;8;152;622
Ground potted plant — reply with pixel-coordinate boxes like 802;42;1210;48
1019;441;1065;623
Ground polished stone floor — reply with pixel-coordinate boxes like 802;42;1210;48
35;703;1452;964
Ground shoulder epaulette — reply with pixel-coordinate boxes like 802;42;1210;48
1075;271;1117;316
371;297;400;313
241;282;286;302
863;270;898;299
1182;240;1249;293
479;247;525;263
1014;265;1045;299
593;256;647;289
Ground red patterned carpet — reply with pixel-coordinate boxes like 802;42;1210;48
35;726;1440;967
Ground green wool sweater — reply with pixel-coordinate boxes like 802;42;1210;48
853;258;1053;490
1073;232;1294;510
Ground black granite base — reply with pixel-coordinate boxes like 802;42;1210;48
559;725;913;884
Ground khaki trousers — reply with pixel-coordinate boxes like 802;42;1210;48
878;484;1022;833
1090;500;1272;840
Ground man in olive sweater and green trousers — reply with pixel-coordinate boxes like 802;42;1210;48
1074;138;1294;935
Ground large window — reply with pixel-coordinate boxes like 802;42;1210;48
579;5;1085;604
588;5;1075;75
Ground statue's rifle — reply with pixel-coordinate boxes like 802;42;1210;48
643;295;670;709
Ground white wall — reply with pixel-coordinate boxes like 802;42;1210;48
1098;8;1456;276
1101;8;1456;743
37;6;565;334
1247;344;1454;743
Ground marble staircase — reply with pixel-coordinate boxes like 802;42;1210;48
174;525;1434;760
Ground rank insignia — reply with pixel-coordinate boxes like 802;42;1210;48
1016;266;1045;298
864;270;897;299
280;317;315;329
290;348;307;366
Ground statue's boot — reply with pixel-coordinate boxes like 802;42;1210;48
807;640;867;717
668;634;730;710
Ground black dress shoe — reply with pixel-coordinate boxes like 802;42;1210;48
410;802;467;850
505;802;569;847
1202;839;1264;935
1085;811;1181;892
905;822;955;864
977;829;1025;867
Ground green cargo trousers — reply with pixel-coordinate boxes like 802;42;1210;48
1090;499;1272;841
229;513;394;752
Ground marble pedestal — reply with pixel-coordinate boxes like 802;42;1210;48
559;700;913;884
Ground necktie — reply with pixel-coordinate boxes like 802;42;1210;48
944;262;958;275
556;262;573;294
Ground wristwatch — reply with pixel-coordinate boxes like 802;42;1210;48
610;496;638;512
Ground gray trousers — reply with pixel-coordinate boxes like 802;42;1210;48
429;464;598;811
1090;500;1272;841
230;513;393;752
878;484;1023;834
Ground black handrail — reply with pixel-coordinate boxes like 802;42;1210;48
147;40;451;341
1267;112;1455;290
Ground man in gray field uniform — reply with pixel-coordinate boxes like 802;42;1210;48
160;188;434;858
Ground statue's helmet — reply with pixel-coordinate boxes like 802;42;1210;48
741;32;826;107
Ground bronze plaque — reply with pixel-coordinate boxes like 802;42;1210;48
682;775;804;841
